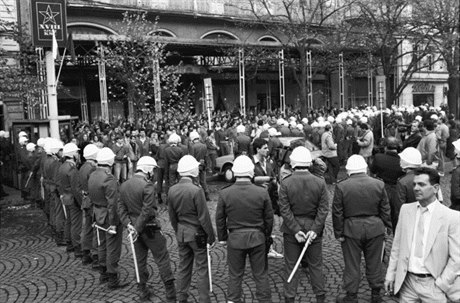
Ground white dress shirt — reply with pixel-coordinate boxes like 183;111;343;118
408;200;440;274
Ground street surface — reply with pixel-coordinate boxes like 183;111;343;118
0;165;454;303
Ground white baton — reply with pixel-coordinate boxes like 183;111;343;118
287;233;313;283
207;244;213;292
129;231;140;283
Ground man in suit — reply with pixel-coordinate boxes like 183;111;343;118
384;167;460;302
216;155;273;303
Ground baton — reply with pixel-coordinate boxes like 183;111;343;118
96;226;100;246
287;233;314;283
129;231;140;283
60;197;67;219
24;172;33;188
92;223;117;234
207;244;213;292
381;239;386;263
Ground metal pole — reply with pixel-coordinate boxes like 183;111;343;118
98;43;109;122
153;53;162;119
307;50;313;109
238;48;246;117
378;82;384;138
129;232;140;283
45;50;59;138
339;53;345;109
279;49;285;115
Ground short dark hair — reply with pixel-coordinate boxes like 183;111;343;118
414;167;440;185
423;119;435;131
253;138;267;154
325;124;332;131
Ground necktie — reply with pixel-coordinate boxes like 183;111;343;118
414;207;428;258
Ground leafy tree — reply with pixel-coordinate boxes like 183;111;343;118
104;12;195;119
414;0;460;115
238;0;354;115
344;0;436;107
0;20;44;118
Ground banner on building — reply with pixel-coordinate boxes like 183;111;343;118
31;0;67;47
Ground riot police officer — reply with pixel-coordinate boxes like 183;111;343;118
279;146;329;303
216;155;273;302
88;147;126;289
57;142;82;258
167;155;215;303
189;131;210;200
333;155;392;303
78;144;99;267
164;133;186;193
119;156;176;302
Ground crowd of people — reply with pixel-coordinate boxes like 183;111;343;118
0;103;459;303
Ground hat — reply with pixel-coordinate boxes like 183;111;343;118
232;155;255;178
289;146;312;168
345;155;367;174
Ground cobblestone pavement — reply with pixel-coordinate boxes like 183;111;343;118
0;165;453;303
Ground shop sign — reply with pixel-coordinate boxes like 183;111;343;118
31;0;67;47
412;82;435;93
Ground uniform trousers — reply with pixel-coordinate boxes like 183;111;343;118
168;164;179;192
283;234;325;299
43;184;54;228
198;167;209;197
155;167;168;195
53;189;65;234
399;273;447;303
134;230;174;284
384;183;398;230
64;202;82;248
341;234;384;293
176;240;210;303
98;223;123;274
227;243;271;302
81;208;97;255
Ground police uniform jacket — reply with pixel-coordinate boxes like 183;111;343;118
88;167;120;227
216;180;273;249
234;134;251;156
119;174;160;233
167;177;215;243
190;141;208;166
165;145;185;167
332;173;392;239
267;137;282;159
56;160;80;206
395;171;416;207
156;143;168;169
78;161;96;209
43;155;59;188
278;170;329;236
370;151;405;185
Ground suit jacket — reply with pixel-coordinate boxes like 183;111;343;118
386;202;460;297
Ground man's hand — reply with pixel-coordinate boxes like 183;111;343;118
218;241;227;245
107;225;117;235
306;230;317;242
384;279;394;295
127;223;138;241
295;231;307;243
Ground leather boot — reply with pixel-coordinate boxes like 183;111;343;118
99;266;109;284
74;245;83;258
371;288;382;303
107;273;129;289
55;232;66;246
316;294;326;303
137;283;152;301
91;254;100;270
82;250;92;265
336;292;358;303
164;279;176;301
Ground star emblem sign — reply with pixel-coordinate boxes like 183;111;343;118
39;5;59;25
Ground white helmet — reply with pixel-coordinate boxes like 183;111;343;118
26;142;36;152
63;142;80;157
45;138;62;155
268;128;278;137
37;138;46;148
83;144;99;160
289;121;297;128
189;131;200;142
301;118;308;124
232;155;255;178
96;147;116;166
0;130;5;137
177;155;200;177
311;122;319;128
346;119;352;125
360;116;368;124
276;118;284;126
137;156;158;174
18;131;27;138
19;136;29;145
289;146;312;168
430;114;439;121
236;125;246;133
399;147;422;168
327;116;335;123
168;133;181;145
296;124;304;130
345;155;368;174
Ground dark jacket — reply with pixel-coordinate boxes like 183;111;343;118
88;166;120;226
332;173;392;239
370;150;405;185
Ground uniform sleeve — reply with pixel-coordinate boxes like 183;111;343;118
194;188;215;244
215;193;228;241
263;191;274;237
395;180;406;222
135;182;157;233
167;197;178;233
105;177;120;226
70;167;81;206
278;181;302;233
310;182;329;235
451;170;460;201
379;185;392;231
332;185;344;239
117;189;131;227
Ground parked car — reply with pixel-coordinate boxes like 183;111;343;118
215;137;322;182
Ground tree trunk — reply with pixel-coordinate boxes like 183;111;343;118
447;74;460;117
